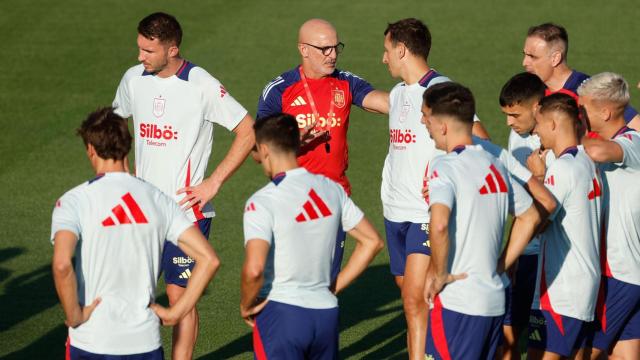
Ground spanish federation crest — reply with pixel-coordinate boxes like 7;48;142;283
332;89;345;108
153;97;165;118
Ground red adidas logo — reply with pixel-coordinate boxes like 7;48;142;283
245;202;256;212
220;85;227;98
295;189;332;222
102;192;149;227
545;175;555;186
479;164;508;195
588;177;602;200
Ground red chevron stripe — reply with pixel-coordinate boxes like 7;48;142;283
303;201;319;220
112;204;132;224
295;213;306;222
122;193;148;223
489;164;507;192
485;174;497;193
309;189;332;217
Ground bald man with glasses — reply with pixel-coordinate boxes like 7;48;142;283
257;18;388;285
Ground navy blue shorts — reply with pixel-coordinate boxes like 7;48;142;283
253;301;339;360
527;309;592;357
384;218;430;276
426;297;503;360
162;217;211;287
592;276;640;351
503;254;538;327
67;342;163;360
330;226;346;287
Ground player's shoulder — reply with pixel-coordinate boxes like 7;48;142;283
614;127;640;142
55;173;110;208
419;69;451;89
261;66;300;101
177;62;221;86
565;70;590;92
472;135;502;156
120;64;146;82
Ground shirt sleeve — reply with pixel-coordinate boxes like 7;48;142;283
614;132;640;169
427;161;456;211
163;195;194;246
50;192;82;244
543;161;570;221
257;77;284;119
340;71;374;108
338;186;364;231
113;73;132;118
501;148;533;185
508;175;534;216
243;197;274;245
197;70;248;130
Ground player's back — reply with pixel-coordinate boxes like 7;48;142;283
428;145;524;317
243;168;363;309
52;172;192;354
535;146;601;321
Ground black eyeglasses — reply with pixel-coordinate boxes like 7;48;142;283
302;42;345;56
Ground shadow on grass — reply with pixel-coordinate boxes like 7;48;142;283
0;247;26;283
198;264;405;359
2;324;67;359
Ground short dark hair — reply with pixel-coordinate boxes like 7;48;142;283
254;113;300;153
538;93;579;123
527;23;568;59
138;12;182;46
77;107;131;160
499;72;547;107
422;82;475;124
384;18;431;62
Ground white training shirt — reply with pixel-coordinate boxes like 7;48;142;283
50;172;193;355
507;130;546;255
381;71;450;223
113;62;248;221
531;146;601;321
598;128;640;285
427;145;533;317
243;168;364;309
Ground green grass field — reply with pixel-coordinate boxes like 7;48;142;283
1;0;638;358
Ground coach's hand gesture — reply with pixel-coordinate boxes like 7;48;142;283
66;297;101;328
177;176;222;212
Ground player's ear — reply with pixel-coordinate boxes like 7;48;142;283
168;45;179;58
86;143;96;158
550;50;562;67
397;42;406;59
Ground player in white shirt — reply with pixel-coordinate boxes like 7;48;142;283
525;94;602;359
112;13;254;358
240;113;383;359
578;73;640;360
498;72;559;359
380;19;492;359
420;82;540;359
51;108;219;359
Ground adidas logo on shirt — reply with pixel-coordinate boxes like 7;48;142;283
290;96;307;107
102;192;149;227
544;175;555;186
295;189;332;222
479;165;508;195
529;329;542;342
178;268;192;280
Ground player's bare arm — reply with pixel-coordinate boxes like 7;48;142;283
361;89;390;114
178;114;256;210
582;137;624;163
240;239;270;327
52;230;101;328
151;226;220;325
523;176;557;219
333;217;384;294
424;204;467;303
472;121;491;140
498;205;541;273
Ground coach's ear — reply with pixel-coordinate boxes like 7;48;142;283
298;43;308;58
